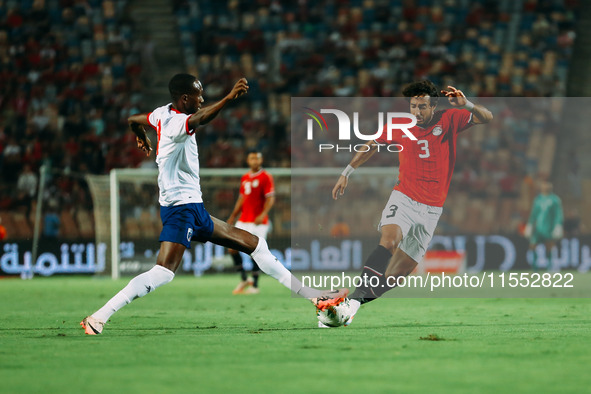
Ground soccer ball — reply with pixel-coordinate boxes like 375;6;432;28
316;298;352;327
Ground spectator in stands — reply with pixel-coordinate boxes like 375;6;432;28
0;0;581;239
42;201;60;239
16;164;37;215
330;216;351;238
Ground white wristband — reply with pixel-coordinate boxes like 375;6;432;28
461;100;475;112
342;165;355;178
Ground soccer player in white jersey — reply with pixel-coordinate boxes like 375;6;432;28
81;74;346;335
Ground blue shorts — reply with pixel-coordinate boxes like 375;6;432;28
159;203;214;248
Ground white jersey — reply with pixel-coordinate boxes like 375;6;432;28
147;104;203;206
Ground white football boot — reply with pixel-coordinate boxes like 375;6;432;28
80;316;105;335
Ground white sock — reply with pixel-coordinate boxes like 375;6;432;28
92;265;174;322
250;238;323;298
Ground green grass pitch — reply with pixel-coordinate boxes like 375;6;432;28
1;274;590;393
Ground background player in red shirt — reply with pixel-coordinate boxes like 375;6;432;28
228;150;275;294
331;80;493;325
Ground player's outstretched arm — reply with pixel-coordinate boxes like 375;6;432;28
189;78;249;128
441;86;493;124
332;141;379;200
128;113;152;156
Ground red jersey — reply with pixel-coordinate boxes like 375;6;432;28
238;169;275;224
375;108;473;207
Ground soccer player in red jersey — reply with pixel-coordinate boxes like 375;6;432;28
228;150;275;294
331;80;493;325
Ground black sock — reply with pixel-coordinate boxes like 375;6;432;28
350;245;393;305
252;273;259;287
251;260;260;287
232;253;247;281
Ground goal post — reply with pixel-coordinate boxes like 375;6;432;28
110;169;120;279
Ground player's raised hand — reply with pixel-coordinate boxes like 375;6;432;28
228;78;249;100
332;175;349;200
441;86;467;107
136;134;152;156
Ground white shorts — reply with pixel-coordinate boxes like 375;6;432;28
379;190;442;263
235;221;269;239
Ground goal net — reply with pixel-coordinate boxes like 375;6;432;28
86;168;292;279
86;167;395;279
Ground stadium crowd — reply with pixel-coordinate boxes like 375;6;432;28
0;0;579;239
0;0;145;237
175;0;579;236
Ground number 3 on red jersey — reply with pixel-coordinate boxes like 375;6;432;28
418;140;430;158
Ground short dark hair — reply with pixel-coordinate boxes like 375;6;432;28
246;149;262;156
402;80;439;106
169;73;198;101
